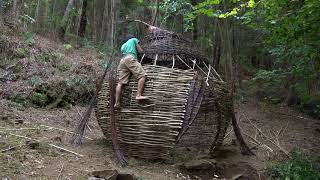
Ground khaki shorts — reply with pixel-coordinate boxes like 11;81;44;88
117;54;146;84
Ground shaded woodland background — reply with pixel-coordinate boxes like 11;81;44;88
0;0;320;179
1;0;319;118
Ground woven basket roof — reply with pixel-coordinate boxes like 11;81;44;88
142;28;210;64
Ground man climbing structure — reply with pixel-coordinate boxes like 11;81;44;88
114;35;148;109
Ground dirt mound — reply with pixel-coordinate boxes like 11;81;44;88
0;28;104;108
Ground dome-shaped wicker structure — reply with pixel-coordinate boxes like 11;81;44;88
95;27;233;160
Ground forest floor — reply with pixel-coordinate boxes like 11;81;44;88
1;96;319;180
1;27;319;180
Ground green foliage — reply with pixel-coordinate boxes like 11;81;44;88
251;70;288;103
12;62;23;74
65;76;88;88
22;31;35;45
14;48;29;58
36;51;65;71
78;37;112;58
30;92;49;107
160;0;255;31
299;93;320;118
53;52;65;60
29;76;39;87
63;43;73;50
272;150;320;180
181;0;255;30
252;70;287;84
160;0;193;30
57;63;72;72
20;14;36;24
241;0;320;108
99;61;110;70
8;93;29;106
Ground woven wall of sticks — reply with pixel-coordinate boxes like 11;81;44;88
95;28;233;159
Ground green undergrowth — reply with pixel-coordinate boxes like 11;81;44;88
237;74;320;118
271;150;320;180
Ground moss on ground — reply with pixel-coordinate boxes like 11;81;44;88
30;92;49;107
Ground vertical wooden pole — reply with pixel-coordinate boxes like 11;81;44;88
0;0;3;24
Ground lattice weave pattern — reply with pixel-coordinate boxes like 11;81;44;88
96;65;194;159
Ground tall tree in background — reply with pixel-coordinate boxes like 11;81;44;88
78;0;88;37
12;0;17;19
191;0;198;41
35;0;48;31
110;0;116;48
100;1;110;44
0;0;3;24
35;0;41;26
152;0;160;26
60;0;75;39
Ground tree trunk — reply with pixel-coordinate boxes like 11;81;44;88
13;0;17;19
75;0;84;37
152;0;159;26
51;0;57;30
93;0;99;42
60;0;75;39
284;75;297;106
232;110;254;155
110;0;116;48
212;19;221;70
100;1;109;44
218;18;234;90
191;0;198;40
35;0;42;29
0;0;3;24
78;0;87;37
87;0;95;40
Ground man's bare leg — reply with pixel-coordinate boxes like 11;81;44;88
114;83;122;109
136;77;148;100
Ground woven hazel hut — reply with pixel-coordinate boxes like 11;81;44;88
95;28;233;160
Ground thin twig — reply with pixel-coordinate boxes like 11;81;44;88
38;125;93;140
254;128;258;141
239;126;274;153
176;55;193;70
0;126;93;140
224;129;233;139
0;145;24;153
0;128;40;131
56;163;64;180
240;112;289;156
131;19;152;27
49;144;84;157
275;111;314;121
0;131;84;157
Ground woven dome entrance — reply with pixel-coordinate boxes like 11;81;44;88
95;28;233;159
